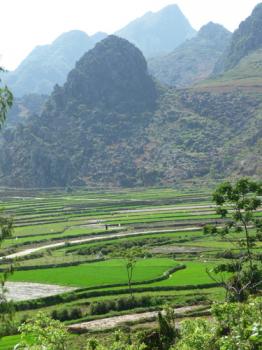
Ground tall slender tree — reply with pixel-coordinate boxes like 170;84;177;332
204;178;262;301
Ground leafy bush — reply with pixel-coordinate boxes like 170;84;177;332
51;307;82;321
172;297;262;350
17;312;70;350
89;296;156;315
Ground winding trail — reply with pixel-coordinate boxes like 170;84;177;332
114;204;216;214
1;227;202;260
69;305;205;332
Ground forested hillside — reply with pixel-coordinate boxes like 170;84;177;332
213;3;262;74
148;22;231;87
0;27;261;187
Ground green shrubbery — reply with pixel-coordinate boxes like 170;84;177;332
16;298;262;349
51;308;83;322
72;237;171;257
172;298;262;350
15;282;218;312
89;296;157;315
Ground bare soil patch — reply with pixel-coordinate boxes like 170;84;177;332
5;282;76;301
69;305;204;332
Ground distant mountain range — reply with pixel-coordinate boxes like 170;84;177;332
116;4;196;58
3;4;196;97
0;3;261;188
148;22;231;88
3;31;107;96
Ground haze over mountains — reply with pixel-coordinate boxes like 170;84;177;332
116;4;196;58
4;4;196;97
4;31;107;96
0;3;261;188
148;22;231;88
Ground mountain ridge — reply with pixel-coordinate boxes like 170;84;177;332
148;22;231;87
213;3;262;74
0;29;261;187
116;4;196;58
4;30;107;96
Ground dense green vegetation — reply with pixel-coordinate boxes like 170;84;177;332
0;182;259;347
0;3;261;348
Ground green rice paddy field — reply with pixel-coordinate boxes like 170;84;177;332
0;185;260;348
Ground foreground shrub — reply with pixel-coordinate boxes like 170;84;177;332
172;297;262;350
86;331;146;350
172;319;215;350
14;298;261;350
212;299;262;349
16;312;70;350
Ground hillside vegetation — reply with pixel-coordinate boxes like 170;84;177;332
0;34;262;187
0;4;261;188
149;22;231;87
214;3;262;74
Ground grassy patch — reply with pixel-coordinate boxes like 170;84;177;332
10;258;176;288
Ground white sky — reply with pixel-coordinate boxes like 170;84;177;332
0;0;260;70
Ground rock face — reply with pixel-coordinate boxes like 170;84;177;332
148;22;231;87
214;3;262;74
116;4;196;58
4;30;107;96
62;35;157;113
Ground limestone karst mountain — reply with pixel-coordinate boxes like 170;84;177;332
213;3;262;74
148;22;231;87
4;30;107;96
116;4;196;58
0;28;261;187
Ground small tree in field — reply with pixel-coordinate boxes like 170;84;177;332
121;247;144;298
204;178;262;301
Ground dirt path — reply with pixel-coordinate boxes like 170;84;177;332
69;305;204;332
5;282;75;301
1;227;202;260
114;205;216;214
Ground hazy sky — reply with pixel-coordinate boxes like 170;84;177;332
0;0;260;70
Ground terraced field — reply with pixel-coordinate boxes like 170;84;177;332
0;185;260;348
